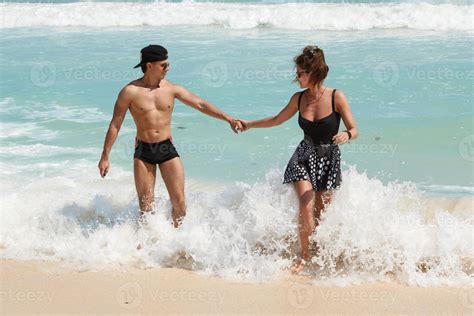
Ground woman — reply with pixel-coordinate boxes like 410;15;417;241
238;46;358;273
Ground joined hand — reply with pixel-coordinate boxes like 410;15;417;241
234;119;249;132
230;119;244;133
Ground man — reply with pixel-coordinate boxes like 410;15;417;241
98;45;242;228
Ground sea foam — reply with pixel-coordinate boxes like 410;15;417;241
1;2;472;31
0;162;472;286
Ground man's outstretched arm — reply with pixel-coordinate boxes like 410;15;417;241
174;85;242;133
98;86;132;178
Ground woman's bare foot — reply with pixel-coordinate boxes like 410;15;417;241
290;258;307;274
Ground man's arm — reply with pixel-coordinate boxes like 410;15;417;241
98;86;132;178
174;84;241;133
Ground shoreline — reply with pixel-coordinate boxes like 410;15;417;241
1;259;472;315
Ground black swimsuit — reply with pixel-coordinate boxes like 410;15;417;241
298;89;341;145
283;89;342;191
134;136;180;165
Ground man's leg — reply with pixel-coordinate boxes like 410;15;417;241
134;158;157;223
159;157;186;228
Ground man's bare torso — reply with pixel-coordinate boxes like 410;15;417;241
127;79;175;143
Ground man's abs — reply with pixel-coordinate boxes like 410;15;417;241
129;85;175;143
135;124;172;143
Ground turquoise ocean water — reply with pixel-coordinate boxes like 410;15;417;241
0;1;472;285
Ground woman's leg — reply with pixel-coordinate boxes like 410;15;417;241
291;180;316;273
312;190;333;254
314;190;332;223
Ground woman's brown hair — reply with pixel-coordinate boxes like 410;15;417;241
294;46;329;85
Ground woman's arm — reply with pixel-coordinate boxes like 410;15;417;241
332;90;358;144
242;92;299;130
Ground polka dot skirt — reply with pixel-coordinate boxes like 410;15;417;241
283;135;342;191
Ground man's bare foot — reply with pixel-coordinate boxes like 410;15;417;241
172;213;185;228
138;210;156;227
290;258;307;274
